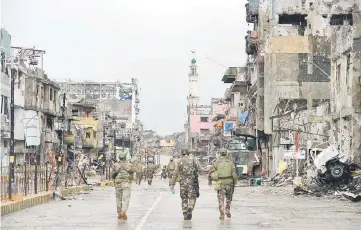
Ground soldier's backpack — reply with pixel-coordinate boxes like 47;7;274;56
181;158;194;176
216;158;233;179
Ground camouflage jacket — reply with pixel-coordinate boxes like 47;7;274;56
112;160;136;182
170;156;198;185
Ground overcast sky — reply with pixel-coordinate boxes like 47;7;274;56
2;0;249;134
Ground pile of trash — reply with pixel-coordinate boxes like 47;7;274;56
294;146;361;202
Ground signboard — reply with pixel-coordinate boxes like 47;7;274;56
223;122;234;137
284;150;306;159
196;105;212;115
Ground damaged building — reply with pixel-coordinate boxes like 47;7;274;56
24;68;61;164
234;0;361;176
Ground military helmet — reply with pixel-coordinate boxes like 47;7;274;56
219;148;228;156
181;149;189;155
118;151;127;159
170;157;173;161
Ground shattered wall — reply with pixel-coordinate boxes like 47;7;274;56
330;14;361;162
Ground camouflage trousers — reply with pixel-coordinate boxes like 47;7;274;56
217;184;233;215
168;172;174;186
179;180;197;214
115;181;132;213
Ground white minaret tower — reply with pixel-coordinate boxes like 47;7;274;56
187;51;199;107
186;51;199;150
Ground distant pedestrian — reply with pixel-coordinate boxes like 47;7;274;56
167;157;176;185
170;149;199;220
111;151;136;220
208;148;237;220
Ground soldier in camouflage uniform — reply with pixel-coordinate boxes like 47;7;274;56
111;151;136;220
167;157;176;186
170;149;199;220
146;162;156;185
208;148;237;220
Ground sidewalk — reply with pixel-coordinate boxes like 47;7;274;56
1;185;91;216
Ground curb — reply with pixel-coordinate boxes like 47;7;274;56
98;180;114;187
0;185;89;216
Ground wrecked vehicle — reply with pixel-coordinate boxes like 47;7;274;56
294;145;361;201
226;138;260;179
314;146;355;186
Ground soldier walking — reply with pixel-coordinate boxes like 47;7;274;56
167;157;176;185
170;149;200;220
146;162;156;185
111;151;136;220
208;148;237;220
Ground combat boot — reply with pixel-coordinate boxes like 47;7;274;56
186;208;193;220
183;212;188;220
219;211;225;220
225;210;231;218
120;211;127;220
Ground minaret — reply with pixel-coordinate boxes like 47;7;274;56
187;51;199;107
186;51;199;150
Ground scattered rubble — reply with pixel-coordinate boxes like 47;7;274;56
293;146;361;202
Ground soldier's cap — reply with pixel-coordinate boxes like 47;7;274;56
220;148;227;154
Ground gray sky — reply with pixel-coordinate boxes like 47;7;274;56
2;0;249;134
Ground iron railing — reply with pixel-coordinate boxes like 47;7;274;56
0;163;49;201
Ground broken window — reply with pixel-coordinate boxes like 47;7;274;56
93;130;96;138
1;51;5;73
336;64;341;90
200;128;210;135
278;14;307;26
86;132;91;138
1;96;9;117
200;117;209;122
346;53;351;90
330;14;353;26
46;117;53;130
3;140;8;148
50;88;53;101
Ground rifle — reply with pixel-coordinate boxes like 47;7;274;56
193;158;200;198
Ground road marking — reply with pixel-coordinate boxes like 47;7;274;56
135;191;163;230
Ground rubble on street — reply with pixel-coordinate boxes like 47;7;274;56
292;146;361;202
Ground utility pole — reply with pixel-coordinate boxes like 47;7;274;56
8;46;45;199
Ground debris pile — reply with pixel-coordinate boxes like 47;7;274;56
294;146;361;202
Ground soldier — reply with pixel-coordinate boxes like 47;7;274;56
208;148;237;220
170;149;199;220
167;157;176;185
146;162;156;185
111;151;136;220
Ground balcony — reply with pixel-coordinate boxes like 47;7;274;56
230;80;249;93
43;99;60;117
245;0;259;23
222;67;240;83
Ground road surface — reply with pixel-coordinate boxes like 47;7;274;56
2;177;361;230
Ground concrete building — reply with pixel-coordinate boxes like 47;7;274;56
235;0;361;173
24;67;61;164
330;13;361;163
0;28;11;165
57;79;141;155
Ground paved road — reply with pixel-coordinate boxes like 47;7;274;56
2;178;361;230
